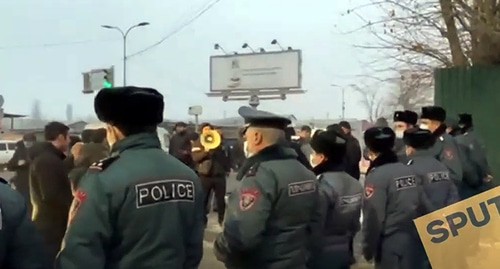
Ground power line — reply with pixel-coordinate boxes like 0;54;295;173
0;38;116;50
127;0;222;59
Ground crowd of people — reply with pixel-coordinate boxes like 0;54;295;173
0;85;494;269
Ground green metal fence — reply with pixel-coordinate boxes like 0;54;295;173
434;66;500;180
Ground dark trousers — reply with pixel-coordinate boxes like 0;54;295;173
201;175;226;225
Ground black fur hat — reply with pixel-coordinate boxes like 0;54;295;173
404;110;418;126
310;129;347;161
364;127;395;153
94;86;164;126
458;113;473;127
421;106;446;122
403;128;435;149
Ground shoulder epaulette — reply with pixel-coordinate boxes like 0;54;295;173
0;177;8;185
89;155;120;172
245;162;261;177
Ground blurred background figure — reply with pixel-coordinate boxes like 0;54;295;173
68;142;85;193
298;125;313;158
169;121;194;169
7;133;37;215
339;121;362;180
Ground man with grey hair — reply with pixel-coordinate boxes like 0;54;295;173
214;106;318;269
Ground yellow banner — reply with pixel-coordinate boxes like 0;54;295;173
414;186;500;269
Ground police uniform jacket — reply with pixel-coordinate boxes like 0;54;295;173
455;129;491;184
407;150;459;213
429;126;463;184
308;162;363;269
0;179;50;269
362;152;423;264
56;133;205;269
214;144;318;269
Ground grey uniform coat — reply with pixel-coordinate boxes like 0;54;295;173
214;145;318;269
308;162;363;269
362;152;423;269
407;150;459;213
455;129;493;197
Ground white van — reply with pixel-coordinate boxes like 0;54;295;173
83;123;170;152
0;140;18;164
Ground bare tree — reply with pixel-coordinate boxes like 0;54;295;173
386;68;435;111
66;104;73;122
31;99;42;120
345;0;500;68
351;84;391;123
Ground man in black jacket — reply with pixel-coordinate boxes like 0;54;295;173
339;121;361;180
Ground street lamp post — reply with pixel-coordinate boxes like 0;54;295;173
331;84;346;120
101;22;150;86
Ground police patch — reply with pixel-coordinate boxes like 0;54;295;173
364;185;375;199
427;171;450;183
444;149;454;160
288;180;316;196
340;194;362;206
135;179;195;208
68;190;87;225
239;188;260;211
395;176;417;190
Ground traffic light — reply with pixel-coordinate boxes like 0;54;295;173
103;67;114;88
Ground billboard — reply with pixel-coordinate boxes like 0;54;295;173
210;50;302;91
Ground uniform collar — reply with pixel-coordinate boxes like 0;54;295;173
367;151;398;174
312;160;344;176
111;132;161;154
236;144;297;180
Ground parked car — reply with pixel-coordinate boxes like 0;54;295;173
0;140;18;165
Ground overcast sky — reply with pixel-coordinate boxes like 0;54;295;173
0;0;384;122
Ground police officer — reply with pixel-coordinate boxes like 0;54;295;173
404;128;459;212
419;106;464;188
56;87;204;269
307;129;363;269
214;106;318;269
0;177;50;268
456;113;493;195
403;128;460;268
393;110;418;163
362;127;422;269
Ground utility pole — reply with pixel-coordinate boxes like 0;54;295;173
101;22;150;86
342;87;345;120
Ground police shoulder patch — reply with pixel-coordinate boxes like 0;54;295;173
394;175;417;190
288;180;316;197
89;155;119;171
68;190;87;225
135;179;195;208
239;188;260;211
364;184;375;199
443;148;454;160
